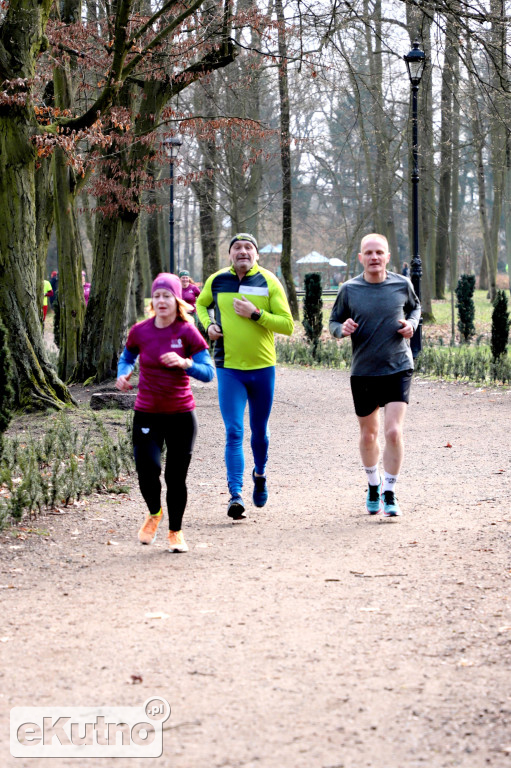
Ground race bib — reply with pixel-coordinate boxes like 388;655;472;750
239;286;269;297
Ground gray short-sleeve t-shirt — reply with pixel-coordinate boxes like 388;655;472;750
329;272;421;376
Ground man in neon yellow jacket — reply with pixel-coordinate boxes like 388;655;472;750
197;234;294;520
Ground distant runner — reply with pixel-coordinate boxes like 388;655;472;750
179;270;201;317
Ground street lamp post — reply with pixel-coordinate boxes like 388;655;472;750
163;136;183;274
404;40;426;357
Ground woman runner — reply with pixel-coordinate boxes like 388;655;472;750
116;273;214;552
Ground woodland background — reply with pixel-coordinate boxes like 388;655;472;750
1;0;511;409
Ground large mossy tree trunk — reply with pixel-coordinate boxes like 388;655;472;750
0;0;73;409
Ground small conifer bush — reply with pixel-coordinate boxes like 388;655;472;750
490;289;510;361
302;273;323;358
455;274;476;343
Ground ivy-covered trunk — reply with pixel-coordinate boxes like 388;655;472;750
0;0;73;409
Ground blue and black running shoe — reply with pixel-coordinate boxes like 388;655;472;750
382;490;402;517
227;495;246;520
366;483;383;515
252;470;268;508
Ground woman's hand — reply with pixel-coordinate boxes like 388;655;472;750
116;372;133;391
160;352;192;369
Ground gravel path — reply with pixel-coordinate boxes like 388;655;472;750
1;367;511;767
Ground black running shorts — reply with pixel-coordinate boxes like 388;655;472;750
350;369;413;418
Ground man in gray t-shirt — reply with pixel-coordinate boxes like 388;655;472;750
329;233;421;518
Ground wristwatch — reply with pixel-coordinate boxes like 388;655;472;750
251;309;262;321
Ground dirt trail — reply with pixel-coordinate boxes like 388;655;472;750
1;367;511;768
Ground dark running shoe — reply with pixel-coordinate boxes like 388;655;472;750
365;482;383;515
252;470;268;508
382;490;402;517
227;495;246;520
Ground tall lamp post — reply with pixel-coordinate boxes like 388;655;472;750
404;40;426;357
163;136;183;274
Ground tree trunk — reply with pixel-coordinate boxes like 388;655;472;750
434;29;457;299
275;0;298;319
192;80;220;281
53;145;86;381
450;49;461;292
77;212;138;381
35;154;54;309
52;0;88;381
449;48;461;342
488;0;506;297
468;59;494;296
364;0;398;261
0;0;73;409
146;162;166;277
505;133;511;296
195;166;219;281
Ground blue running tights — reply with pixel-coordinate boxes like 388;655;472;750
216;366;275;497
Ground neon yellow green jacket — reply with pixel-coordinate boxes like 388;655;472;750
196;264;294;369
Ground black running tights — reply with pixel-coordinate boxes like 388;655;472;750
132;410;198;531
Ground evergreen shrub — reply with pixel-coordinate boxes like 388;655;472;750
302;273;323;358
490;289;510;361
455;274;476;343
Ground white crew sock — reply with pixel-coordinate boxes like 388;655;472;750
383;472;399;494
364;465;380;487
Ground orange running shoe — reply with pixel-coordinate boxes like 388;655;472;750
138;511;163;544
167;530;188;553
